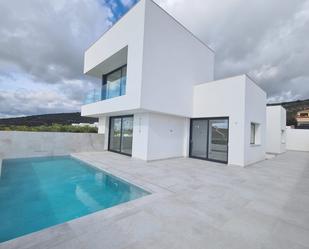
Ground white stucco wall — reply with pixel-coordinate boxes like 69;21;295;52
132;113;150;160
286;127;309;151
0;131;105;159
81;0;267;166
140;0;214;117
98;117;106;134
82;0;146;117
146;113;188;161
82;0;214;119
193;75;266;166
244;77;267;165
97;116;109;151
193;75;246;166
266;106;287;154
131;112;187;161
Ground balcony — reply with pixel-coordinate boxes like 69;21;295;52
84;81;126;104
84;65;127;105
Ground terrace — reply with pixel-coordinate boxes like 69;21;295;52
1;150;308;249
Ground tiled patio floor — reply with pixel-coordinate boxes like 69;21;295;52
1;151;309;249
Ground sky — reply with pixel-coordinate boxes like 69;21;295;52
0;0;308;118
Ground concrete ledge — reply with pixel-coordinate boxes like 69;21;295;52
0;131;105;159
286;128;309;151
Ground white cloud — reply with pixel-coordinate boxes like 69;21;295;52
155;0;309;101
0;72;100;117
0;0;111;117
0;0;112;83
0;0;309;118
120;0;136;7
0;89;81;117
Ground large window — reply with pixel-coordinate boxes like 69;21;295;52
109;115;133;156
102;65;127;100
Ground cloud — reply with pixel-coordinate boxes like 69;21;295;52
0;0;309;118
0;0;111;117
0;89;81;118
120;0;136;7
0;73;101;117
0;0;112;84
155;0;309;102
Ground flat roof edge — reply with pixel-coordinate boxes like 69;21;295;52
85;0;143;53
85;0;215;54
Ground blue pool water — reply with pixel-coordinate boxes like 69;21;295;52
0;156;149;242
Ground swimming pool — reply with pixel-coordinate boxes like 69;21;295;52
0;156;149;243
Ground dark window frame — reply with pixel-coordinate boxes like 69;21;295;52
250;123;256;145
108;115;133;157
189;116;229;164
102;64;127;100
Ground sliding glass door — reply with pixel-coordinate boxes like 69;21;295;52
109;117;122;153
208;119;228;162
190;119;208;159
190;117;229;163
109;115;133;156
120;116;133;155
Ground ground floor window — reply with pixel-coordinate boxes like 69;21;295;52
108;115;133;156
250;123;256;144
250;122;261;145
189;117;229;163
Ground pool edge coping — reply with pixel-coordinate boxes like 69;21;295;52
70;153;171;195
70;154;152;195
0;191;169;248
0;153;171;247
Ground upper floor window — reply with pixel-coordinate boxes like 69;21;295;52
102;65;127;100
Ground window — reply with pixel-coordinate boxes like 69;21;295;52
109;115;133;156
250;122;261;145
190;117;229;163
102;65;127;100
281;129;286;144
250;123;256;144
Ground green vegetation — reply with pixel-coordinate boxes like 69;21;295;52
268;99;309;126
0;124;98;133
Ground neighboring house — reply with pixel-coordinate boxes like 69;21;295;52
266;106;286;154
71;122;99;128
296;109;309;127
81;0;266;166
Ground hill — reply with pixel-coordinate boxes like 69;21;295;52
267;99;309;126
1;99;309;127
0;112;98;126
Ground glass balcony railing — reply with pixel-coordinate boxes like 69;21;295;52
84;88;102;105
84;80;126;105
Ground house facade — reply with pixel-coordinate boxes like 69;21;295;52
296;109;309;127
81;0;266;166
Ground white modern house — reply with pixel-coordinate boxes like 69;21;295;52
266;106;287;154
81;0;267;166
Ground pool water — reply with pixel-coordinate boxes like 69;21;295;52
0;156;149;243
